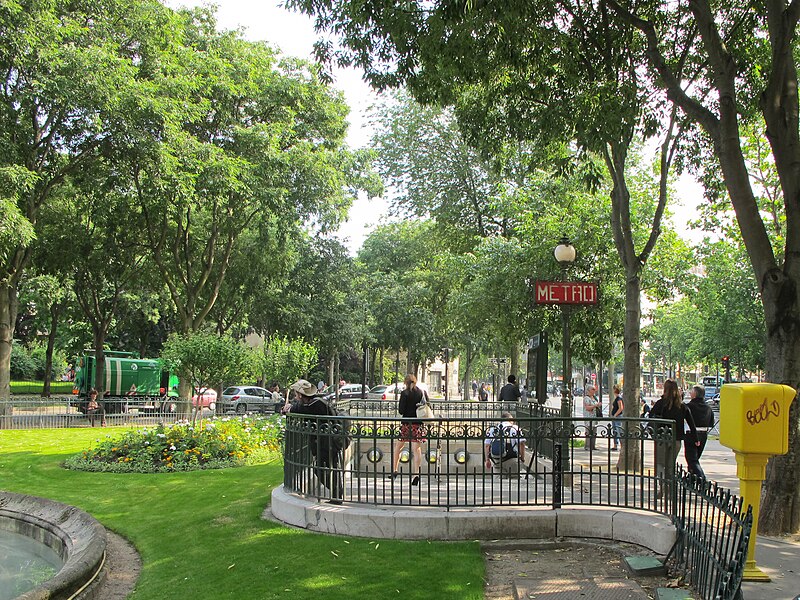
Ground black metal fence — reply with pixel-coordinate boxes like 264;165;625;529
671;468;752;600
283;403;751;600
283;404;677;512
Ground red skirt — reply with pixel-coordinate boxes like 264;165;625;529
400;423;426;442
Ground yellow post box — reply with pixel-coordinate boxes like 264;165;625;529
718;382;796;581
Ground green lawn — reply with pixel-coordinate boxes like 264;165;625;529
10;381;74;395
0;428;484;599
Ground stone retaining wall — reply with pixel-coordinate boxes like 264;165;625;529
271;486;676;555
0;491;107;600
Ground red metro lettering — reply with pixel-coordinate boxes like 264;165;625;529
745;398;781;425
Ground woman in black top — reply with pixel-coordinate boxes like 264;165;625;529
610;385;624;451
389;373;425;485
650;379;699;498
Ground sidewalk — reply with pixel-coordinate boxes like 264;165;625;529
696;439;800;600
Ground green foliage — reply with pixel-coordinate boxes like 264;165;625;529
10;381;74;395
161;331;257;393
10;342;38;380
64;415;283;473
261;336;318;386
9;339;68;381
0;429;484;599
690;239;766;371
0;167;36;262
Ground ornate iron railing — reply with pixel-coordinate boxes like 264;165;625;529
283;405;751;600
671;468;752;600
282;407;678;512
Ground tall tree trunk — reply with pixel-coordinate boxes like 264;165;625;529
92;332;106;395
759;276;800;534
42;303;61;398
462;344;473;402
0;283;19;412
619;271;643;471
509;343;519;381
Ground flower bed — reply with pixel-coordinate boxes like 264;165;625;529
64;415;283;473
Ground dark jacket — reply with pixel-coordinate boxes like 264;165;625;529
650;397;697;441
398;386;424;418
687;398;715;429
499;383;522;402
290;396;330;452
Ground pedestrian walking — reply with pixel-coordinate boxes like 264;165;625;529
288;379;344;504
610;384;624;451
498;375;522;402
479;382;489;402
684;385;714;479
582;385;600;450
389;373;425;486
650;379;699;499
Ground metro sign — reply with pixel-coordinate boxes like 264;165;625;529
535;281;598;305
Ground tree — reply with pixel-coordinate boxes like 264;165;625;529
288;0;687;471
16;274;73;395
260;336;318;389
370;92;522;247
691;239;767;375
126;11;376;344
161;330;257;419
605;0;800;534
0;0;170;399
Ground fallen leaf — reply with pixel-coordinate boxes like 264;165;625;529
227;564;235;569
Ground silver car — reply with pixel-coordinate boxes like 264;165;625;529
220;386;274;414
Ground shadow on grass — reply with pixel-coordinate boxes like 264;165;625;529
1;429;484;599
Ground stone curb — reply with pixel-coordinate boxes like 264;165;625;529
0;490;107;600
270;486;676;555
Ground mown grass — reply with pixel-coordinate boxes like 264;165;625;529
10;381;74;395
0;428;484;599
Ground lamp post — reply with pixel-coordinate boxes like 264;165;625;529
554;236;577;419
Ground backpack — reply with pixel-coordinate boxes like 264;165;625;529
488;426;515;460
324;400;352;450
490;438;513;460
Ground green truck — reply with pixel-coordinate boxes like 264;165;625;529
72;350;179;414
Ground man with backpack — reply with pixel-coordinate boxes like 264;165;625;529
288;379;346;504
484;412;526;476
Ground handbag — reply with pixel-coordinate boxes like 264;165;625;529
416;398;434;419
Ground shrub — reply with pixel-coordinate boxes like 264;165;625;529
64;415;284;473
10;342;37;380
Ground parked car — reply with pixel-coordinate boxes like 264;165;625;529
192;388;217;411
367;384;402;400
324;383;369;402
366;382;430;401
220;386;273;414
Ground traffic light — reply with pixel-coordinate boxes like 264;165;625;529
722;355;730;369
